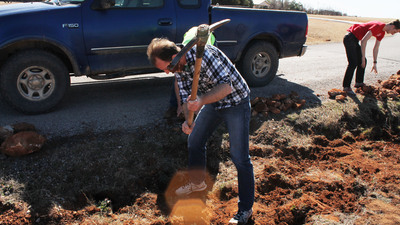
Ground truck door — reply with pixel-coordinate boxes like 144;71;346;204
82;0;176;75
174;0;209;44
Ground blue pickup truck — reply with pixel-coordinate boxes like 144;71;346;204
0;0;308;114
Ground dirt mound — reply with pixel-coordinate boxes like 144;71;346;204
329;71;400;101
218;138;400;225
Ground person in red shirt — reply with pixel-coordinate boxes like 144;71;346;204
342;20;400;94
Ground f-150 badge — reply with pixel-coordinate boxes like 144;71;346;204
62;23;79;29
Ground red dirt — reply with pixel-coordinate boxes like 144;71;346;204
1;133;399;224
205;137;400;224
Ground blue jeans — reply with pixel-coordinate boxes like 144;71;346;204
187;96;254;211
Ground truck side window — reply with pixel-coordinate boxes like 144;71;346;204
118;0;163;8
114;0;124;6
178;0;200;8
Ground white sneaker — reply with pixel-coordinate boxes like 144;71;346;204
175;181;207;196
229;209;253;224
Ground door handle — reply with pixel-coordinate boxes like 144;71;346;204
158;19;173;26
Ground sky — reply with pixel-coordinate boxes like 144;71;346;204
297;0;398;19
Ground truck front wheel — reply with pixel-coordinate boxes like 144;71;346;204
0;50;70;114
238;41;278;87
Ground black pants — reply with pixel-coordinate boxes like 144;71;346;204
343;32;366;88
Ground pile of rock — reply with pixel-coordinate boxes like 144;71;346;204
0;123;46;157
251;91;306;117
358;71;400;99
328;70;400;101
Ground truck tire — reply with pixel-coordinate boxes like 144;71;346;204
238;41;278;87
0;50;70;114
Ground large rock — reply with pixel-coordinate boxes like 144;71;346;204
1;131;46;157
1;122;37;143
328;88;347;99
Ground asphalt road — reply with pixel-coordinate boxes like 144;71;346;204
1;35;399;138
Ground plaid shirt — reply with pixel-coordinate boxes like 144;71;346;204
175;45;250;110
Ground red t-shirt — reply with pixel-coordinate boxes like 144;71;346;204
347;21;386;41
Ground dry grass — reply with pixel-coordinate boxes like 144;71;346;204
309;15;395;23
307;15;395;45
306;18;350;45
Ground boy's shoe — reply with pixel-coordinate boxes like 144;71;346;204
175;181;207;196
343;87;356;96
354;83;366;88
229;209;253;224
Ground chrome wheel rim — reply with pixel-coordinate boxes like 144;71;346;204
17;66;55;101
251;52;271;78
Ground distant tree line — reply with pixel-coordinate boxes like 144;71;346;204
263;0;303;11
305;8;346;16
212;0;345;16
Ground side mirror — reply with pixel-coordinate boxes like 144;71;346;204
91;0;115;10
